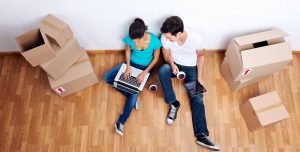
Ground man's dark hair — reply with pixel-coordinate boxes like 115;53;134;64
129;18;148;39
160;16;184;36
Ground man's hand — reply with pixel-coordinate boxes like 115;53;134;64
137;71;147;83
198;76;204;85
170;63;179;75
124;66;132;79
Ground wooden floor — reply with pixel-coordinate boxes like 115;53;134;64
0;52;300;152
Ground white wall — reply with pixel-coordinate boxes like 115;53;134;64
0;0;300;52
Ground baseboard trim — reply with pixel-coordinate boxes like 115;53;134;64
1;50;300;56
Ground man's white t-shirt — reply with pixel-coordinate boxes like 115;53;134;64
161;28;206;66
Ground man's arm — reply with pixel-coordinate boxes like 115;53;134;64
197;49;205;84
162;47;179;75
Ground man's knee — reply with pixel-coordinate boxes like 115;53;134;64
159;64;171;77
191;94;204;105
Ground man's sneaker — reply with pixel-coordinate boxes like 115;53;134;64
134;99;141;110
196;135;220;151
166;104;180;125
114;122;124;136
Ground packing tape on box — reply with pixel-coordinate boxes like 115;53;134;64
253;102;283;115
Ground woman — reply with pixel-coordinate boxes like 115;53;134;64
103;18;161;136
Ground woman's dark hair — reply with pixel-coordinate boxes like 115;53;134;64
129;18;148;39
160;16;184;36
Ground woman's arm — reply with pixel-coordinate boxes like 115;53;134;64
125;45;131;66
136;49;161;82
124;45;132;79
144;49;161;73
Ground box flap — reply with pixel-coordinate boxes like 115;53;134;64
40;14;68;32
249;91;281;111
257;105;289;126
241;42;292;68
48;59;92;88
233;29;288;46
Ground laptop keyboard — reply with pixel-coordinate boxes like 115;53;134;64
116;83;139;94
119;73;141;87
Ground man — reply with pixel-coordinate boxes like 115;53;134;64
158;16;220;151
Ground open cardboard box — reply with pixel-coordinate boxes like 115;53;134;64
225;28;292;81
15;28;57;67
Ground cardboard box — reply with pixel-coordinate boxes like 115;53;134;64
40;14;73;48
15;28;57;67
225;28;292;81
220;58;269;91
48;53;99;97
40;31;85;79
240;91;289;131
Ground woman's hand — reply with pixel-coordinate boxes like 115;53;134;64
137;71;147;83
124;66;132;79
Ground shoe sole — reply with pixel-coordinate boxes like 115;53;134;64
135;100;141;110
114;124;123;136
196;141;220;151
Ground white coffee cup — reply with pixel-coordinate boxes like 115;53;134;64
177;71;186;80
149;84;158;92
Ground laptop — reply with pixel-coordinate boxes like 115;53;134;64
113;63;150;94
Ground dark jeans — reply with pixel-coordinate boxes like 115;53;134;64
103;62;147;124
158;63;209;137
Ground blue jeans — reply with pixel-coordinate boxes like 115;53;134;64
158;63;209;137
103;62;148;124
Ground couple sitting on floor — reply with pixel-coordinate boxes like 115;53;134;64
103;16;220;151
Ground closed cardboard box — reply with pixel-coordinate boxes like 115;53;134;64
240;91;289;131
225;28;292;81
40;31;85;79
220;58;269;91
48;53;99;97
15;28;57;67
40;14;73;48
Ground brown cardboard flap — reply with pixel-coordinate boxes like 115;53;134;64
233;29;288;46
41;14;69;33
241;42;292;68
257;105;289;126
16;29;45;52
253;102;283;114
249;91;280;109
49;60;93;88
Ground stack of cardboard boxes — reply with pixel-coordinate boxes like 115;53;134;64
15;14;99;97
220;28;293;91
220;28;292;131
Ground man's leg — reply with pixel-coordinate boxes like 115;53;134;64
184;66;220;151
189;94;209;136
158;64;180;125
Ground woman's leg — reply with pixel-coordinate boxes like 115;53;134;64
117;93;139;124
103;63;130;97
